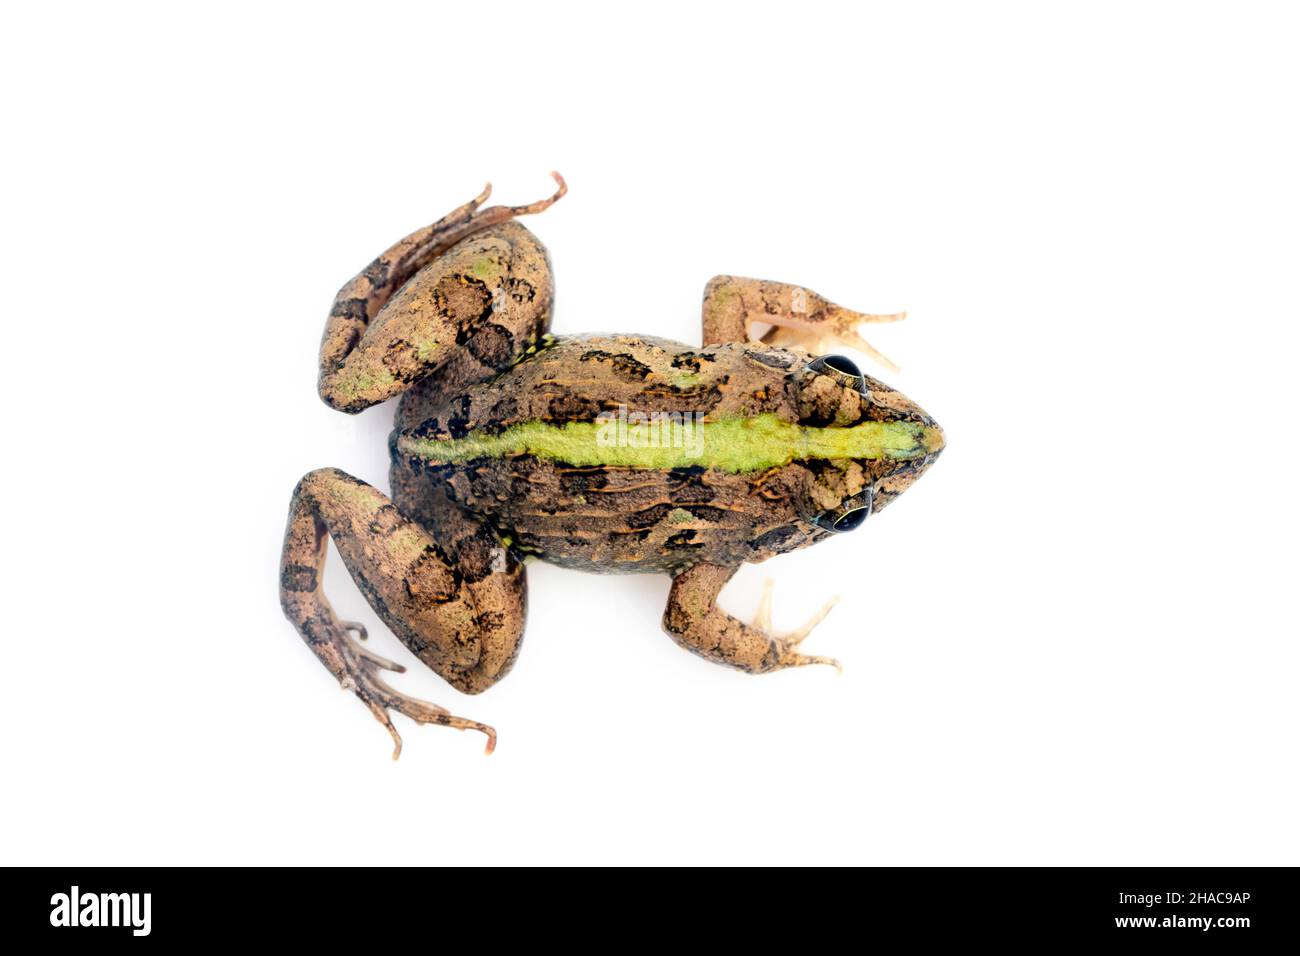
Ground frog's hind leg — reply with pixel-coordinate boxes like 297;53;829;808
280;468;527;758
318;173;565;413
701;275;905;371
662;563;842;674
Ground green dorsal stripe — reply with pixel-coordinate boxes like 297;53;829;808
397;413;943;473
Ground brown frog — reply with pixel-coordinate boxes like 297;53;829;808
279;174;945;757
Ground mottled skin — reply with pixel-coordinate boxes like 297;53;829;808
280;175;944;757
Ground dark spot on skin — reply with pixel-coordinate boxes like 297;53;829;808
446;396;473;439
752;525;800;552
362;256;391;291
670;483;716;505
558;466;610;494
513;531;544;553
746;349;799;369
404;544;463;607
546;390;603;422
497;455;556;507
667;467;716;504
638;380;726;411
474;610;506;632
662;601;691;635
579;349;652;381
368;504;405;536
627;503;675;530
330;297;368;322
409;417;446;440
381;339;426;382
430;274;494;345
801;406;837;428
508;276;537;303
456;528;501;583
280;564;318;592
683;504;728;523
330;327;362;370
665;530;703;549
466;323;515;368
671;353;702;373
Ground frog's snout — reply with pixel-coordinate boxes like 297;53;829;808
921;422;946;456
901;403;944;467
863;375;944;458
863;388;944;512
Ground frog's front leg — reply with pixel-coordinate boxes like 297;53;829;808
701;275;905;371
318;174;564;413
662;563;841;674
280;468;526;758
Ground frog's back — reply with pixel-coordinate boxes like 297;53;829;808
394;334;800;431
390;335;817;573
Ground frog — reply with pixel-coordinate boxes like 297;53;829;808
279;173;945;758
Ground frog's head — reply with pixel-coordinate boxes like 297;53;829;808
790;353;944;535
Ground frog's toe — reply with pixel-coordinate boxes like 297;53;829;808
783;594;840;647
762;304;905;373
774;647;843;674
360;682;499;761
835;327;902;375
500;170;567;217
350;642;405;674
753;587;844;673
323;617;497;760
339;620;368;642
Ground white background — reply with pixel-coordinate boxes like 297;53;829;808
3;1;1296;865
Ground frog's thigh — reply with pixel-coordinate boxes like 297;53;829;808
700;275;903;371
662;563;839;674
280;468;526;756
320;221;554;413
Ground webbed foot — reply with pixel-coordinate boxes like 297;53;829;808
318;614;498;760
751;578;843;673
702;275;905;371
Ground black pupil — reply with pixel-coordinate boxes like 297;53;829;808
831;507;869;532
822;354;862;378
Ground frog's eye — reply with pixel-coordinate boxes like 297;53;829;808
807;354;868;396
810;489;873;533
